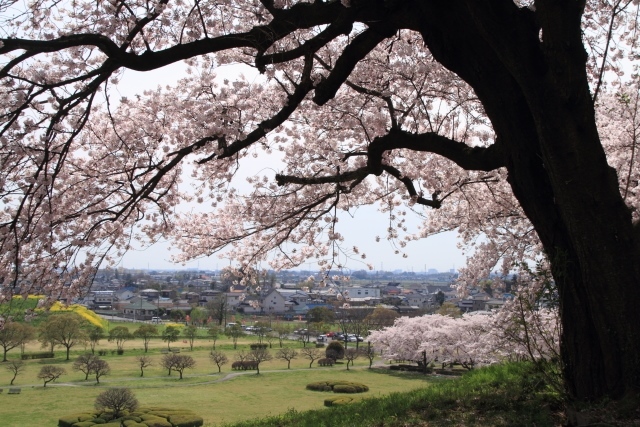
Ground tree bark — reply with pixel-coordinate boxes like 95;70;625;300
411;0;640;401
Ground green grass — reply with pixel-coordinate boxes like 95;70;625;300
0;336;431;427
220;363;564;427
0;322;567;427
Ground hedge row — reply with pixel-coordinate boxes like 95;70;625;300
249;343;268;350
306;381;369;393
21;352;54;359
58;407;203;427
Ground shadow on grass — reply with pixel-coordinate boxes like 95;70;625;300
365;366;448;385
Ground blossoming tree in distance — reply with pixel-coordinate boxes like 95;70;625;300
1;0;640;403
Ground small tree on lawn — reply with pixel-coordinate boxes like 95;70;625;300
225;324;244;350
95;388;138;418
361;343;376;369
297;330;312;348
162;326;180;350
234;349;249;362
344;348;359;371
93;359;110;384
0;322;33;362
248;348;272;375
108;326;132;352
276;348;298;369
88;326;104;355
253;321;270;344
300;347;322;368
5;360;25;385
209;350;228;373
137;355;152;377
73;353;99;380
38;365;66;387
172;354;196;379
265;331;277;349
207;325;221;350
38;313;88;360
161;353;178;376
274;325;291;348
133;325;158;353
182;325;198;351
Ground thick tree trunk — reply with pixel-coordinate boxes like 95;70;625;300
411;0;640;402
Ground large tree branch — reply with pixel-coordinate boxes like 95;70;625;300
275;129;503;208
312;24;398;105
0;1;347;75
256;6;357;72
367;128;504;173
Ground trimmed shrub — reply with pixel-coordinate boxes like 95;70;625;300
317;358;334;367
142;419;172;427
324;396;354;407
21;352;54;360
61;407;202;427
325;341;344;360
169;414;205;427
333;385;358;393
59;415;84;427
249;343;268;350
306;382;333;391
140;414;165;421
100;413;115;421
306;380;369;394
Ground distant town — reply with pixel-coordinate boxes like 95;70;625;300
79;267;511;323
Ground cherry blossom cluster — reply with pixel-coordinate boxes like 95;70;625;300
1;0;639;304
368;305;560;370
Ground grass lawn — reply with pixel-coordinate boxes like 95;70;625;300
0;332;435;427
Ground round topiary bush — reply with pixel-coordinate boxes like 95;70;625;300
325;341;345;360
306;380;369;394
169;414;205;427
306;381;333;391
58;407;204;427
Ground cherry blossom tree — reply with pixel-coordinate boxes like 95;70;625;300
369;310;555;371
2;0;640;402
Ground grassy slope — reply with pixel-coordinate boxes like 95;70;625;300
222;363;564;427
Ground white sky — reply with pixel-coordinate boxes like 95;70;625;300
110;64;467;273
